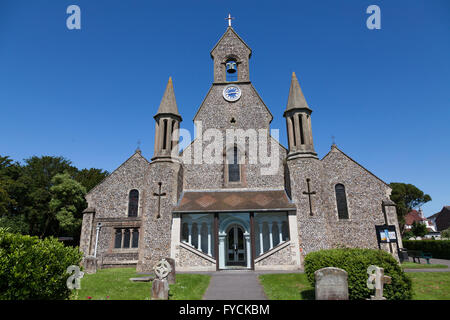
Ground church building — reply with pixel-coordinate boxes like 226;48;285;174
80;23;402;272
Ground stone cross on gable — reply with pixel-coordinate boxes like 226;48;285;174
153;182;166;219
367;265;392;300
303;178;316;216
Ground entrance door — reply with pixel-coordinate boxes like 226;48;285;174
226;224;246;266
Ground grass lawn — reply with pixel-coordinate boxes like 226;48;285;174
409;272;450;300
259;272;450;300
401;262;448;269
258;273;314;300
71;268;211;300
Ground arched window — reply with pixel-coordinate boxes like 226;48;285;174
226;59;238;82
128;189;139;217
228;146;240;182
335;184;349;219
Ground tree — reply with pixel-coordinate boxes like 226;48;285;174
74;168;109;192
389;182;431;234
441;227;450;239
49;172;87;239
411;221;427;237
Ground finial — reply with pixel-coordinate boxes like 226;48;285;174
226;13;235;27
331;135;337;149
136;140;142;154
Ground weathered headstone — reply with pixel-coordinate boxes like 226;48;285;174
151;258;172;300
83;256;98;274
367;265;391;300
314;267;349;300
165;257;176;284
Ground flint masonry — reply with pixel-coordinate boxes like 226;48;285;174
79;23;402;272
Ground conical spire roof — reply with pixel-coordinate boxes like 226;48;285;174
285;72;311;114
155;77;181;118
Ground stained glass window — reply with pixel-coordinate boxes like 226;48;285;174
228;146;240;182
128;189;139;217
335;184;349;219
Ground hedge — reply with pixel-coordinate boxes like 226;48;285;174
403;240;450;259
304;248;412;300
0;228;83;300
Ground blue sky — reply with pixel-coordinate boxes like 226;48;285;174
0;0;449;217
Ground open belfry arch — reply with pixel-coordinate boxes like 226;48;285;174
80;16;402;272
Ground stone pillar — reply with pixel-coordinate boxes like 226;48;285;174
286;117;295;150
259;223;264;255
293;114;301;146
207;224;212;256
269;222;274;250
244;232;251;269
218;233;226;269
278;221;283;243
187;223;192;245
197;224;202;251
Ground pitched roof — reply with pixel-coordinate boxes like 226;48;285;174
405;210;426;225
155;77;181;118
210;26;252;58
284;72;311;115
321;144;390;188
173;190;295;213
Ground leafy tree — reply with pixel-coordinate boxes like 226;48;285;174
411;221;428;237
74;168;109;192
389;182;431;234
441;227;450;239
49;173;87;239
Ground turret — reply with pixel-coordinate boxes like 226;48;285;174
152;77;182;161
284;72;317;159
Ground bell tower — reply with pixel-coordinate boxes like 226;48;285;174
210;25;252;83
152;77;182;162
284;72;317;159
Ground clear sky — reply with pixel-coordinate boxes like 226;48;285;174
0;0;449;217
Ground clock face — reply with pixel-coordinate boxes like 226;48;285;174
223;85;241;102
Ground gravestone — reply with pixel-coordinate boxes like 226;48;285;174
367;265;391;300
83;256;98;274
314;267;349;300
165;257;176;284
151;258;172;300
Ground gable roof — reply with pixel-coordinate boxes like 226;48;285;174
210;27;252;59
321;144;390;188
85;150;150;197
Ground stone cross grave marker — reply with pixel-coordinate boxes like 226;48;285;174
165;257;176;284
151;258;172;300
314;267;349;300
367;265;392;300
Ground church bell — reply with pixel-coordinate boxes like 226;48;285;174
226;61;237;74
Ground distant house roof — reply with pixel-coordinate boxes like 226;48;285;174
405;210;426;226
434;206;450;232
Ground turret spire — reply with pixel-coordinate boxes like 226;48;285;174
284;72;317;159
285;72;311;115
155;77;181;118
152;77;182;162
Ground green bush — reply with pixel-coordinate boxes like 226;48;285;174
304;248;412;300
0;228;83;300
403;240;450;259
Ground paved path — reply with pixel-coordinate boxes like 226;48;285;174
202;271;268;300
403;258;450;273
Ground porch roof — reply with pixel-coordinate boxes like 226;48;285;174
173;190;296;213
